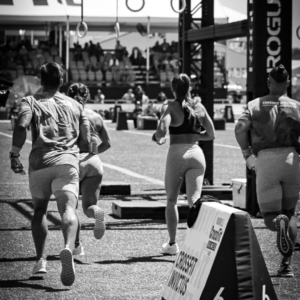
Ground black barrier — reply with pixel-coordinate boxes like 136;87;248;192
116;111;128;130
223;105;235;123
112;105;122;123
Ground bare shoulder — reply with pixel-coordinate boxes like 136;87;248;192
84;108;104;128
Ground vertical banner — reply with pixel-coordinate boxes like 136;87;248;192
162;203;237;300
246;0;292;215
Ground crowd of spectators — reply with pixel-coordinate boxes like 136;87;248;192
0;38;62;83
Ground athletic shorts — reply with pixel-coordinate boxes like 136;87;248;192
79;153;104;181
256;147;300;213
29;165;79;199
165;143;206;206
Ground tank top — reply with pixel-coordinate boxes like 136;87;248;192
169;104;199;135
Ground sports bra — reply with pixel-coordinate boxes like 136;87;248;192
169;104;200;135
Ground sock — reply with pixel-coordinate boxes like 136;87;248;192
169;242;176;246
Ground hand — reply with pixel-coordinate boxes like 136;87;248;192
246;155;256;171
10;153;26;174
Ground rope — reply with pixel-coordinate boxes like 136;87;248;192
115;0;120;40
126;0;145;12
171;0;186;14
76;0;88;38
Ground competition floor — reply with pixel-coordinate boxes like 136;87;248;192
0;120;299;299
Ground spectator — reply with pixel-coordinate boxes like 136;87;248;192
122;89;135;102
152;41;162;53
132;100;143;128
161;38;170;53
130;47;145;66
143;101;158;118
96;42;104;59
94;89;105;103
134;85;143;103
157;91;167;103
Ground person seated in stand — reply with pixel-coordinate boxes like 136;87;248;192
130;47;145;66
142;101;158;118
157;91;167;103
132;101;143;128
94;89;105;104
161;38;170;53
122;89;135;103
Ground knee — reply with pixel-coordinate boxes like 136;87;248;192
33;206;47;218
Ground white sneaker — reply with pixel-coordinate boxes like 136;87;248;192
94;209;106;240
32;258;47;275
162;242;179;255
60;247;75;286
73;243;85;256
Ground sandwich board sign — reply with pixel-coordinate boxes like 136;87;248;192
162;202;278;300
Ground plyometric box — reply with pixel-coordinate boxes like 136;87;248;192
162;202;278;300
100;181;131;195
111;200;190;219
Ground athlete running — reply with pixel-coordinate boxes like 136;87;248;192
153;73;215;255
67;83;111;255
235;64;300;277
10;62;90;286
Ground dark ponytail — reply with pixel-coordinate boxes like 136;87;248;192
171;73;203;130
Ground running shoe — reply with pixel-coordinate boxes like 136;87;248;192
32;258;47;275
277;262;294;277
73;243;85;256
162;242;179;255
94;209;105;240
60;247;75;286
275;215;293;257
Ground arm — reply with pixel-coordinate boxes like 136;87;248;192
198;107;215;141
154;104;171;141
78;107;91;152
235;118;256;170
96;115;111;154
10;100;33;173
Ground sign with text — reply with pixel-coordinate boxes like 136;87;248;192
162;203;239;300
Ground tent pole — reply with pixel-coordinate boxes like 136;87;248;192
59;25;62;58
31;31;34;47
146;16;150;85
66;16;70;84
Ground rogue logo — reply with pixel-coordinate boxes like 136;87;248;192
266;0;282;72
248;0;254;72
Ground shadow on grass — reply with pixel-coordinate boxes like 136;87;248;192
95;255;175;265
0;255;60;263
0;277;69;292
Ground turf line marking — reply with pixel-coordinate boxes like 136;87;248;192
107;128;240;149
0;131;165;186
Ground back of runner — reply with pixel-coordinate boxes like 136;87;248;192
67;83;111;255
235;64;300;277
10;62;90;286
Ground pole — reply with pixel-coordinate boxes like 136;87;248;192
146;16;150;85
31;31;34;47
66;16;70;83
55;25;58;45
59;25;62;57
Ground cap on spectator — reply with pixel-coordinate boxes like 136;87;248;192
269;64;289;83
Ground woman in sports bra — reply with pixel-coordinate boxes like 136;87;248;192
152;73;215;255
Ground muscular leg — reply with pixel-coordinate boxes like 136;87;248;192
261;211;281;232
55;191;78;252
185;168;205;208
32;197;49;261
80;175;102;218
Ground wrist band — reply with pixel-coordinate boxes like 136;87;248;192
11;145;21;155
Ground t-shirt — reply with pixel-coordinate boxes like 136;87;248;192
239;95;300;155
19;91;90;171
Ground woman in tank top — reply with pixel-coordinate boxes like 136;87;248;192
152;73;215;255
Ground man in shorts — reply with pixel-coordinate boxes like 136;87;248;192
10;62;90;286
66;83;111;256
235;64;300;277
